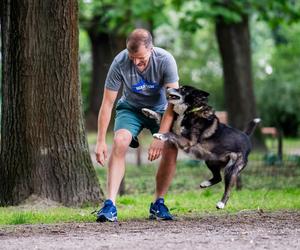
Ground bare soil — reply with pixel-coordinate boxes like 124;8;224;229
0;211;299;250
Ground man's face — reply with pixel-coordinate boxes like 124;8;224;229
128;45;152;72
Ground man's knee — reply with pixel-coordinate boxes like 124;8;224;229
113;129;132;153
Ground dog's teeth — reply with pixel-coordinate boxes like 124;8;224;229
216;201;225;209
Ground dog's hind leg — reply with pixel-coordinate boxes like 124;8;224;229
200;161;222;188
216;153;245;209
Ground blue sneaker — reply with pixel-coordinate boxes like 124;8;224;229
96;199;117;222
149;198;173;220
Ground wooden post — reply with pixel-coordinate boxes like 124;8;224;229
277;129;283;164
137;146;142;166
119;178;126;196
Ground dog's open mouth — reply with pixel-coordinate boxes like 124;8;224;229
167;93;181;100
166;88;182;101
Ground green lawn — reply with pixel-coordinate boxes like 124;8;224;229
0;159;299;225
1;135;299;225
0;188;299;225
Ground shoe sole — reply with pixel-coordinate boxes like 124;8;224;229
96;215;117;222
149;214;173;221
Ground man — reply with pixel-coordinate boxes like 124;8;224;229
95;28;179;222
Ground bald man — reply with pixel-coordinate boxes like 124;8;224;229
95;29;179;222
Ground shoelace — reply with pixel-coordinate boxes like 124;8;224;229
91;203;112;215
156;202;169;214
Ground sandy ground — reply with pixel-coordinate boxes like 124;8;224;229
0;211;299;250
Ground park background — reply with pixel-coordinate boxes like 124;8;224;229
0;0;300;224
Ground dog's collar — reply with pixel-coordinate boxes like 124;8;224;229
186;106;204;114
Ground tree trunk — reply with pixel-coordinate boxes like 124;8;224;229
85;30;126;131
0;0;103;206
215;15;265;150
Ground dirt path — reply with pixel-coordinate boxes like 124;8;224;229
0;211;299;250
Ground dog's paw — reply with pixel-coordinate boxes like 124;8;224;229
200;180;211;188
142;108;153;117
153;133;168;141
216;201;225;209
142;108;161;122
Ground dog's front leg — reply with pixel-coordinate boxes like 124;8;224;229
141;108;161;125
153;132;191;151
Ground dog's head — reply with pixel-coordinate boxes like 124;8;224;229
166;85;210;114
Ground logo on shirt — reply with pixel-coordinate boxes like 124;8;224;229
132;77;159;93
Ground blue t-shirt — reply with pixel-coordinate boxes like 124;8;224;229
105;47;179;111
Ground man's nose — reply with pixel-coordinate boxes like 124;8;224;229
133;58;141;65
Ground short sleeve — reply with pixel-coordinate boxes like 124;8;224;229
163;54;179;84
105;59;123;91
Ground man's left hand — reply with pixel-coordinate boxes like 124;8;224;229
148;138;164;161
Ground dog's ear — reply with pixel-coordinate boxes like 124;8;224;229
193;89;210;104
198;90;210;97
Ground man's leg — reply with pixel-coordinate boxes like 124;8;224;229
155;142;178;199
149;142;178;220
107;129;132;205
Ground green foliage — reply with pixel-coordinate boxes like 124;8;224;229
253;0;300;28
178;1;243;32
256;23;300;136
155;20;224;109
175;0;300;32
77;0;300;134
79;0;170;35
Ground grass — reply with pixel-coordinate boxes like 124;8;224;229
96;159;300;194
0;188;299;225
0;207;95;225
117;188;300;220
0;158;299;225
0;134;299;225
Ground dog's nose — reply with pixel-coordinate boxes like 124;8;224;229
166;88;173;96
166;87;176;93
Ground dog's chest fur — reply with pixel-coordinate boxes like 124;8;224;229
172;103;188;135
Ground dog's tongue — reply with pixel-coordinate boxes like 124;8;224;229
169;94;179;99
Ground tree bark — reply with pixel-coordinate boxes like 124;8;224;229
0;0;103;206
215;15;265;150
85;29;126;131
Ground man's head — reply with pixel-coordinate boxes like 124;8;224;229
126;29;153;72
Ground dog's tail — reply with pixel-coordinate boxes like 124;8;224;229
244;118;261;136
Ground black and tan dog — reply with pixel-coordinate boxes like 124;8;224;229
142;86;260;209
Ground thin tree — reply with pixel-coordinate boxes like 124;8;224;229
0;0;103;206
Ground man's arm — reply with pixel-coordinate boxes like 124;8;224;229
148;82;179;161
95;88;118;166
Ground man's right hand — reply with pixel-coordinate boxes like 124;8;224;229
95;142;108;166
